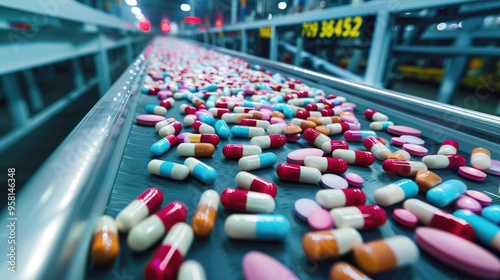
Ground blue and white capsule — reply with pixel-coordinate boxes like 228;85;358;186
238;153;277;171
184;157;217;184
145;104;167;116
482;205;500;226
150;135;177;156
454;210;500;251
147;160;189;180
426;179;467;207
231;126;266;138
224;214;290;241
197;113;216;126
374;179;418;206
215;120;231;139
369;121;394;131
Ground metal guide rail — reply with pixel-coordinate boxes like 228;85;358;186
1;37;499;280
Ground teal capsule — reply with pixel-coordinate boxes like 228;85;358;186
215;120;231;139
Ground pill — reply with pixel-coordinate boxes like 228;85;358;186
283;123;302;135
321;140;349;154
221;188;275;213
363;136;391;161
231;125;266;138
392;208;418;227
159;97;175;109
197;113;216;126
150;135;177;156
239;118;271;129
456;210;500;252
217;101;242;110
302;228;363;260
374;179;418;206
353;236;419;275
382;160;427;176
270;117;286;124
485;159;500;175
222;113;251;123
209;108;231;118
144;223;193;280
437;139;459;155
91;215;120;265
191;120;215;134
331;150;375;166
115;188;163;232
390;137;406;146
364;109;389;121
141;86;159;95
184;133;220;146
422;154;465;169
303;128;331;149
287;148;324;165
465;190;492;206
236;171;277;198
321;174;349;189
344;130;377;142
136;114;166;126
222;144;262;159
400;135;425;145
147;160;190;180
295;109;322;119
178;260;206;280
316;189;366;209
184;157;217;184
288;98;315;106
387;125;421;136
426;179;467;207
330;205;387;230
239;153;277;171
234;106;255;114
415;170;442;193
415;227;500;279
271;111;285;119
387;149;411;160
180;104;197;114
304;156;348;174
482;205;500;225
454;195;482;214
344;173;364;187
369;121;394;130
155;117;177;131
224;214;290;240
176;132;192;144
145;104;167;115
403;198;474;240
308;208;334;230
401;143;427;157
267;122;287;135
250;135;286;149
128;201;187;252
191;190;219;238
294;198;322;221
329;262;371;280
276;163;322;184
471;147;492;170
177;143;215;158
305;103;328;111
242;251;299;280
458;166;487;181
291;118;317;130
214;119;231;139
158;121;183;137
324;123;356;135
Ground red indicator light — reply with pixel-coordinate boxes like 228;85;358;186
139;20;151;32
184;16;201;24
161;20;170;33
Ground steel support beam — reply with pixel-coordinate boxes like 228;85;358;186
241;30;247;53
269;26;278;61
364;10;392;86
293;36;303;67
1;73;30;127
94;35;111;97
22;69;44;110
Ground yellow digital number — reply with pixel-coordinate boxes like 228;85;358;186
259;27;272;39
351;16;363;38
342;17;352;37
320;20;334;38
334;19;343;37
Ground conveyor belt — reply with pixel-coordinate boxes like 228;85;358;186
86;40;500;279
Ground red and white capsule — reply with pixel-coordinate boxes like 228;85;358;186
331;150;375;166
192;120;215;134
303;128;331;149
316;189;367;209
383;160;428;177
208;108;230;118
235;171;277;198
321;140;349;154
364;109;388;121
422;154;466;169
363;136;392;161
276;163;322;184
304;156;348;174
115;188;163;232
330;205;387;230
155;118;177;131
158;121;183;137
239;119;271;129
305;103;328;111
221;188;275;213
160;97;175;109
324;123;354;135
222;144;262;159
437;139;459;155
250;135;286;149
180;104;197;115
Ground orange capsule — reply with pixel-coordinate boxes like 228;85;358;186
315;125;330;135
307;117;323;126
291;118;316;130
271;111;285;119
91;215;120;265
191;190;219;238
320;116;342;124
415;170;442;193
177;143;215;157
248;111;264;120
330;262;371;280
302;228;363;261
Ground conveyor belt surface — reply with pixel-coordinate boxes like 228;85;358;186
86;39;500;280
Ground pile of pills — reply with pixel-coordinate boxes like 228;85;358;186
90;38;500;279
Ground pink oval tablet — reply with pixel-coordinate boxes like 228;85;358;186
136;114;166;126
243;251;299;280
391;137;406;146
454;195;482;214
287;148;323;165
400;135;425;145
285;133;301;142
294;198;321;221
485;159;500;176
403;143;428;157
320;174;348;189
342;102;356;109
465;190;492;206
387;125;422;136
270;117;286;124
176;132;192;143
344;173;364;187
393;208;418;227
458;166;487;181
307;208;334;230
415;227;500;278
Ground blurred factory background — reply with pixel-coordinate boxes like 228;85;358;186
0;0;499;189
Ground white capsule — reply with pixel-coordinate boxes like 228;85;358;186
127;215;166;252
184;115;197;127
267;123;287;135
178;260;206;280
369;121;394;130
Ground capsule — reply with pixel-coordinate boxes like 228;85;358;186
316;189;366;209
128;201;187;252
304;156;348;174
222;113;251;123
250;135;286;149
234;106;255;113
180;104;197;114
291;118;317;130
453;210;500;251
362;136;391;161
324;123;355;135
224;214;290;240
296;110;324;119
230;125;265;138
303;128;331;149
196;113;215;126
318;116;342;124
387;150;411;161
330;262;371;280
116;188;163;232
159;97;175;109
369;121;394;131
353;236;418;275
91;215;120;265
144;223;193;280
239;119;271;129
177;260;206;280
374;179;419;207
364;109;389;121
184;134;220;146
239;153;277;171
158;121;183;137
212;120;229;139
288;98;315;106
482;205;500;225
330;205;387;230
222;144;262;159
471;147;492;170
145;104;167;116
235;171;277;198
221;188;275;213
403;198;475;240
191;190;219;238
209;108;230;118
191;120;215;134
322;140;349;154
148;160;190;180
437;139;459;155
344;131;376;142
177;143;215;157
150;135;177;156
267;122;287;135
276;163;322;184
155;118;177;131
382;160;427;176
422;154;466;169
426;179;467;207
305;103;328;111
302;228;363;260
183;114;197;127
331;150;375;166
184;157;217;184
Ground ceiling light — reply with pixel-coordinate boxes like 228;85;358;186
278;2;287;10
180;4;191;12
267;13;272;20
135;13;145;20
437;22;446;31
125;0;137;6
131;7;142;14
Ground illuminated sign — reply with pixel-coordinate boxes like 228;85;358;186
139;20;151;32
184;16;201;24
259;27;272;39
302;16;363;39
161;20;170;33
